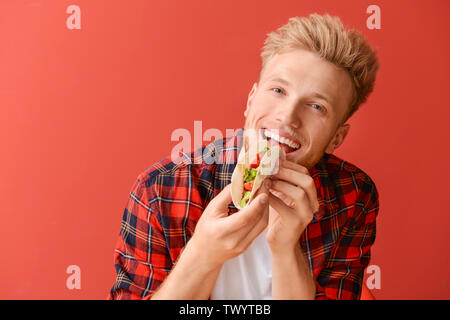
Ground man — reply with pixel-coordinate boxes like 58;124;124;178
108;13;379;300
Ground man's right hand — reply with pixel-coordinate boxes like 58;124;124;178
188;181;271;268
151;181;271;300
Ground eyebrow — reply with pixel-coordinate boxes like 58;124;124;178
268;77;292;87
309;91;333;105
268;76;333;105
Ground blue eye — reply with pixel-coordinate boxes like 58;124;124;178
273;88;284;95
310;104;324;112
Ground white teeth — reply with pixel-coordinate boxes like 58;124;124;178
263;129;300;149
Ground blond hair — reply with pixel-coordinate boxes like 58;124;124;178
260;14;379;121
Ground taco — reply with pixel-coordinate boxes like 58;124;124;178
231;139;286;209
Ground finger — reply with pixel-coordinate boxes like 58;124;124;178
280;161;320;210
272;167;319;212
280;159;309;174
270;179;303;206
270;179;318;214
267;192;296;220
269;190;313;228
242;179;271;234
246;178;270;222
223;192;268;232
255;177;271;198
269;185;295;207
231;183;271;246
217;199;269;257
209;184;233;214
239;206;269;250
268;205;280;226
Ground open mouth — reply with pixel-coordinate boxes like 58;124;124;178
262;128;301;154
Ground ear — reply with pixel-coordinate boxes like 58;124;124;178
325;123;351;154
244;82;258;117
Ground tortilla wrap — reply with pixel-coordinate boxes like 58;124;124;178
231;139;286;209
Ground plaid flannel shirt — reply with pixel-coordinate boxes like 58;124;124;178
108;128;379;300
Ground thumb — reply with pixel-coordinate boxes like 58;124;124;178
250;178;271;204
209;184;233;213
255;179;270;222
258;178;271;197
245;188;269;211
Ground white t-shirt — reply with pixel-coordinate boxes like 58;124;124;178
210;228;272;300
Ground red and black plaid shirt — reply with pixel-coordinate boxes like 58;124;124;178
108;128;379;300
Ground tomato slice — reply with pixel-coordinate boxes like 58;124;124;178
249;154;261;169
244;181;254;191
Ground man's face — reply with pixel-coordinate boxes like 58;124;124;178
243;48;354;169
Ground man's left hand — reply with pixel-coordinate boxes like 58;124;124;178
265;159;320;253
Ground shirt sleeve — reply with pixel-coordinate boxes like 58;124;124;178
314;177;379;300
108;173;172;300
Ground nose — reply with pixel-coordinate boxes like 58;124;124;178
274;103;301;129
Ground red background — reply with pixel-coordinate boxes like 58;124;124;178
0;0;449;299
